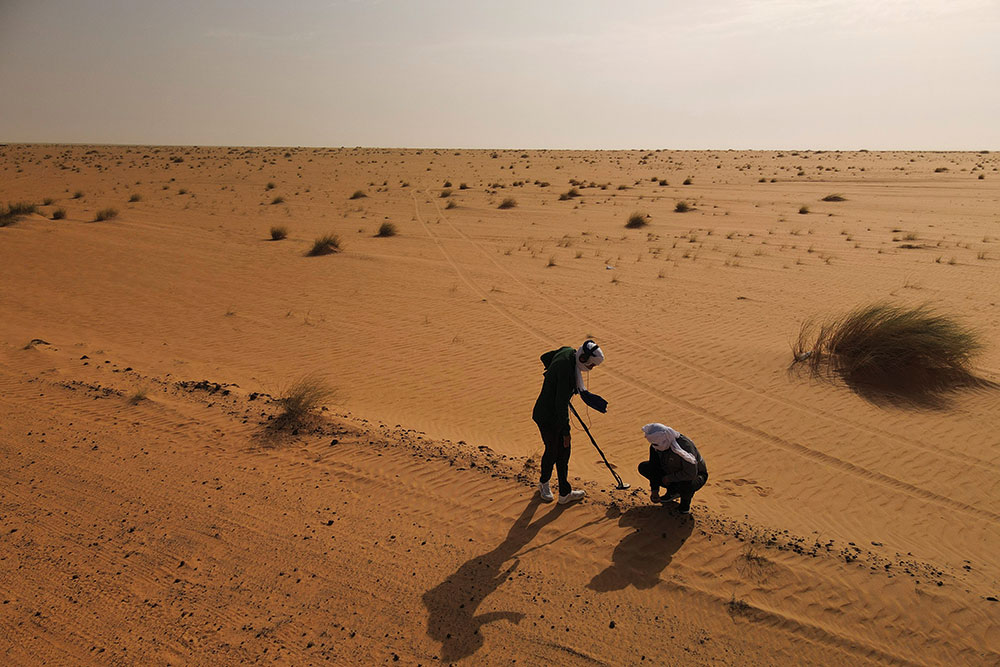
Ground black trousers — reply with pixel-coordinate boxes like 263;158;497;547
637;460;708;510
537;425;571;497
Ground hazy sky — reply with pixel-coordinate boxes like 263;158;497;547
1;0;998;149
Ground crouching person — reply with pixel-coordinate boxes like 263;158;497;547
637;423;708;514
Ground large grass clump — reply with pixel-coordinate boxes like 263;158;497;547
270;225;288;240
625;211;649;228
307;234;341;256
375;222;397;237
793;302;986;403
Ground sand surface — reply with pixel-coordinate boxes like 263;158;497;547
1;145;998;664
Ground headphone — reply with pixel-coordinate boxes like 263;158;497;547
579;340;599;363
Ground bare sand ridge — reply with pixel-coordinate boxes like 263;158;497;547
1;145;998;664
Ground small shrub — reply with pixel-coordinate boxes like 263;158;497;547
93;208;118;222
440;189;451;198
1;202;36;226
625;211;649;229
546;255;556;267
126;386;149;405
51;208;66;220
43;197;55;206
7;202;37;216
445;200;457;209
799;205;809;215
271;195;285;205
349;190;367;199
822;194;846;202
266;181;276;190
683;177;693;185
72;191;84;199
459;183;469;190
270;225;288;240
674;201;690;213
376;222;397;237
276;373;335;425
128;193;142;203
308;234;341;256
443;181;452;188
934;167;948;173
498;197;517;209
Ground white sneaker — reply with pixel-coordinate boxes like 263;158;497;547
558;489;586;505
538;482;554;502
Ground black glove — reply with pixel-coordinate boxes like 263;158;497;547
579;390;608;413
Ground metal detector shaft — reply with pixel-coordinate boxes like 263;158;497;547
569;402;630;490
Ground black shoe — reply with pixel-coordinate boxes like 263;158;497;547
677;501;691;514
659;493;680;503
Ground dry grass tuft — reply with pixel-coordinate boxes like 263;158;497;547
822;194;847;202
625;211;649;229
793;303;987;405
376;222;397;237
2;202;38;226
307;234;341;256
270;225;288;240
93;208;118;222
126;386;149;405
276;373;335;425
498;197;517;209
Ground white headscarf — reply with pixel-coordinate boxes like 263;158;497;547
574;341;604;393
642;423;698;465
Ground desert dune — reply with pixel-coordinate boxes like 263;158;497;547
1;144;998;664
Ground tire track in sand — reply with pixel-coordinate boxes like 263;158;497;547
414;191;999;524
423;190;1000;476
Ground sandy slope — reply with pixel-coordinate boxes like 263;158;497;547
1;145;998;664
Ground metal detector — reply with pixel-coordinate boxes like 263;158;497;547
569;402;630;490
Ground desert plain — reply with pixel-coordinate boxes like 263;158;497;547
1;144;998;665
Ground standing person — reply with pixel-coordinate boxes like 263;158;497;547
637;423;708;514
532;340;605;504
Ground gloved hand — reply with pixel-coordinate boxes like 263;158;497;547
579;389;608;413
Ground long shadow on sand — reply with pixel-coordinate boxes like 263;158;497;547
588;505;694;592
422;497;574;663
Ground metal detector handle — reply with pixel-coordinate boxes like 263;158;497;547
569;402;630;490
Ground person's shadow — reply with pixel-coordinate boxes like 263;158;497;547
587;505;694;592
422;497;569;662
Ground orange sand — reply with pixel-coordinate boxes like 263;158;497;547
1;145;998;664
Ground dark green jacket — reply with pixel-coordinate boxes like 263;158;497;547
531;346;576;435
